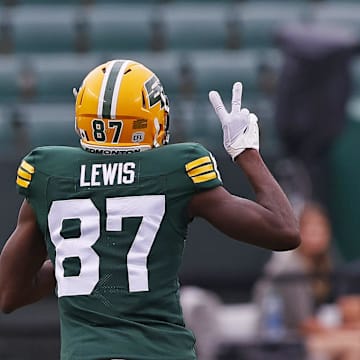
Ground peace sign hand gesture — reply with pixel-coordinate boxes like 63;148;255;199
209;82;259;161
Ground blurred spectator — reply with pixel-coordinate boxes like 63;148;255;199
274;24;358;207
10;106;30;155
179;57;195;100
306;313;360;360
253;201;360;360
150;12;166;52
0;11;13;54
226;13;241;50
337;260;360;296
180;286;222;360
17;60;37;102
254;201;338;335
74;13;89;53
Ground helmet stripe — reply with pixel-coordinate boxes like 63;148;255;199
97;60;128;119
110;60;130;119
102;60;125;119
97;60;117;118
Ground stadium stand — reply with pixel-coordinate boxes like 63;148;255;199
235;1;311;48
31;53;101;102
19;103;76;146
86;5;157;53
11;5;80;53
0;105;16;152
0;55;22;101
0;102;76;153
159;3;231;51
187;48;283;100
7;0;90;4
1;2;360;359
311;2;360;32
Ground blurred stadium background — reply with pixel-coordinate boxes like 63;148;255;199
0;0;360;359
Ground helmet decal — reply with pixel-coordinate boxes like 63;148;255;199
97;60;129;119
144;75;167;109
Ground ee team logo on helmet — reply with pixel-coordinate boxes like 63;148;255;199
74;59;170;154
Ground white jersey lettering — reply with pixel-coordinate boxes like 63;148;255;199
79;162;136;187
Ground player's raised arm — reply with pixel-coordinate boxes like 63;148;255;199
0;200;55;313
189;82;300;251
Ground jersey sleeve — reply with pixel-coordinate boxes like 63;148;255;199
16;151;37;198
184;143;223;191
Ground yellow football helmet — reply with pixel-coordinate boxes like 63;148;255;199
74;59;170;154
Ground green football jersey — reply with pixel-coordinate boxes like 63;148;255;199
16;142;222;360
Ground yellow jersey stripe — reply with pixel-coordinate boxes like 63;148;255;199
185;156;211;171
21;160;35;174
188;164;214;177
16;176;30;188
191;171;217;184
17;168;32;180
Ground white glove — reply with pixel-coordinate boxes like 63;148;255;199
209;82;259;160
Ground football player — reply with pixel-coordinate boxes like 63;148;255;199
0;60;300;360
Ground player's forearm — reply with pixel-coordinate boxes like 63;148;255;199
0;201;56;313
0;259;55;313
236;149;300;245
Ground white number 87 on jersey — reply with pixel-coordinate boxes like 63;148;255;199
48;195;165;297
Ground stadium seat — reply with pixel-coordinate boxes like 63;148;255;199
170;0;233;2
246;0;307;2
19;103;76;147
326;0;360;2
11;6;80;53
15;0;85;4
89;0;159;3
0;105;17;152
0;55;22;100
160;3;231;51
0;8;13;54
86;5;156;52
311;2;360;30
0;103;74;153
235;2;309;48
31;53;102;102
12;0;158;4
187;49;278;100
